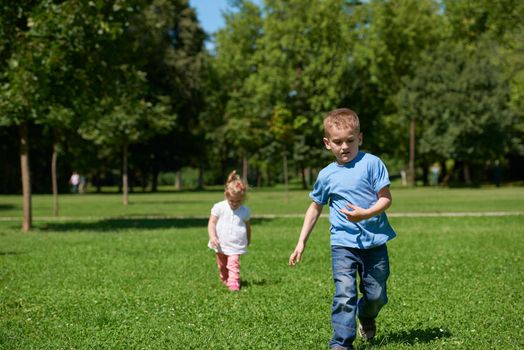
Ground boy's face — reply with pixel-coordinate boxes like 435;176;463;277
323;124;362;165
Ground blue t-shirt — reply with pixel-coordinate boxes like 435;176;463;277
310;151;396;249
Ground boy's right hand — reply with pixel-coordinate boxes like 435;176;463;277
289;241;305;266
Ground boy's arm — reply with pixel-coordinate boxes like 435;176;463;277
289;201;323;266
340;186;392;223
208;215;220;248
246;220;251;246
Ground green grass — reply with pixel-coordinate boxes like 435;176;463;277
0;186;523;219
1;188;523;349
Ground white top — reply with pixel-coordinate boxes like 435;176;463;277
208;200;251;255
70;174;80;185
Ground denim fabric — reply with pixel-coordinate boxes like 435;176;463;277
328;244;390;349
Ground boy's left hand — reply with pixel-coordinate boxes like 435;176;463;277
340;203;369;223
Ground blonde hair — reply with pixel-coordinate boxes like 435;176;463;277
225;170;247;197
323;108;360;136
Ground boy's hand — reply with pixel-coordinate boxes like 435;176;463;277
289;241;305;266
340;203;370;223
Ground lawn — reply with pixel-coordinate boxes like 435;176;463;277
0;186;523;219
0;188;523;349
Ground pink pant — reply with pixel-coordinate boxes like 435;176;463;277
215;253;241;291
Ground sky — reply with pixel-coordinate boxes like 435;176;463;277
189;0;231;35
189;0;263;34
189;0;262;50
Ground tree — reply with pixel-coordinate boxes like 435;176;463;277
24;1;90;216
145;0;207;190
206;0;264;183
79;80;175;205
0;1;48;231
399;40;515;185
268;105;294;198
352;0;444;185
77;0;204;203
443;0;524;43
247;0;354;183
443;0;524;160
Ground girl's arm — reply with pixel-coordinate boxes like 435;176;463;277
289;201;323;266
208;215;220;248
245;220;251;246
340;186;392;222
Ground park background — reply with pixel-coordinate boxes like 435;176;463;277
1;0;523;230
1;1;523;349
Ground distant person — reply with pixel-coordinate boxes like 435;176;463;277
400;169;407;186
69;171;80;193
79;175;86;193
430;162;441;186
207;170;251;292
289;108;396;350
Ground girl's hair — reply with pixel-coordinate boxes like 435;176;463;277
225;170;247;197
324;108;360;136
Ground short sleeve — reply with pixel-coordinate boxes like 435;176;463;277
211;202;222;217
373;158;391;193
309;175;329;205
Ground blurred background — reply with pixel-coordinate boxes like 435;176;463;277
1;0;523;196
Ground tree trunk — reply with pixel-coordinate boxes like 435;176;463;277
197;165;204;189
96;169;102;193
141;169;147;192
463;162;472;185
408;118;416;186
300;163;307;189
19;122;32;232
440;160;449;186
175;170;181;190
307;167;314;187
151;164;159;192
122;143;129;205
51;141;59;217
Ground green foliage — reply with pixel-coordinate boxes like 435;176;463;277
350;0;445;155
1;0;523;193
206;0;265;161
0;0;142;127
443;0;524;42
269;105;294;143
399;40;516;163
254;0;352;113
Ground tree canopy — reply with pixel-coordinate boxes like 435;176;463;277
1;0;523;213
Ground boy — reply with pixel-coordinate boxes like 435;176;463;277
289;108;396;350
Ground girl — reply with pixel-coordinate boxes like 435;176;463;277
208;171;251;291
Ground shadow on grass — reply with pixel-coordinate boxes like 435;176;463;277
0;251;26;256
241;277;282;288
38;218;209;232
0;204;16;210
85;188;225;195
365;327;452;347
38;217;273;232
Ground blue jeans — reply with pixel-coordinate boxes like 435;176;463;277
328;244;390;349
